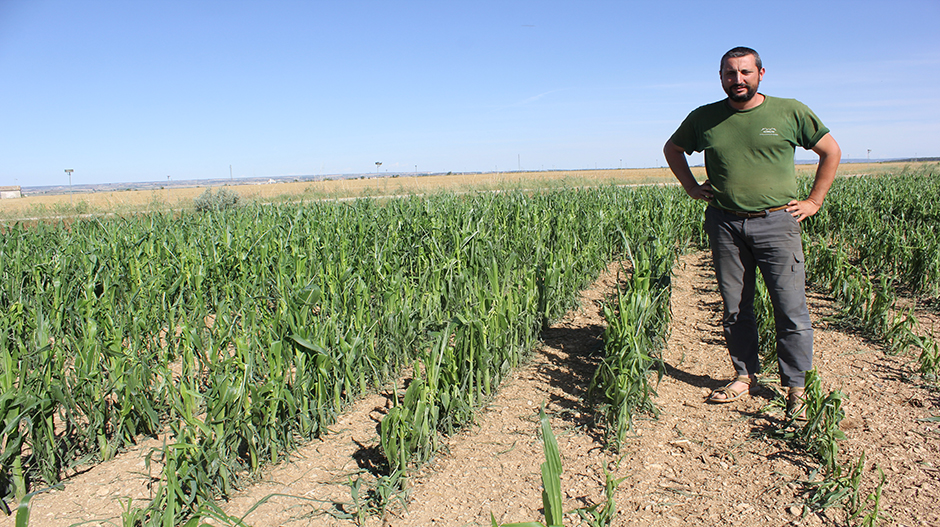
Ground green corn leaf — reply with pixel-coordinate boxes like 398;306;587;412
14;494;30;527
539;407;564;527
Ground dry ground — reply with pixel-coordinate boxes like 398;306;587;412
6;251;938;527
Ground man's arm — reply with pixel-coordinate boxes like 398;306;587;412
663;139;712;201
785;133;841;222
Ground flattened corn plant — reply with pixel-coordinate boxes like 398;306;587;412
584;184;701;451
750;166;940;382
771;370;887;524
0;185;701;525
379;185;703;471
799;165;940;372
588;238;674;450
2;166;936;525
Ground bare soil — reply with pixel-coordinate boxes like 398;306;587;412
4;251;938;527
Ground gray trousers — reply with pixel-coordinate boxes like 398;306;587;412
704;206;813;387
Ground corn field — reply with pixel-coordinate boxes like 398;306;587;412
1;165;937;526
801;165;940;362
0;185;701;525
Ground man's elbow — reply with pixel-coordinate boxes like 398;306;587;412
816;134;841;160
825;138;842;159
830;141;842;160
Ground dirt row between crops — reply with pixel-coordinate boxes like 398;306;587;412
5;251;939;527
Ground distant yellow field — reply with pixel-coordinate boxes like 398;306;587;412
0;162;926;220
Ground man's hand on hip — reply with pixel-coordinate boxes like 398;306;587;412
786;198;821;222
688;180;713;201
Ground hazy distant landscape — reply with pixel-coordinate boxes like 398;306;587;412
15;157;938;198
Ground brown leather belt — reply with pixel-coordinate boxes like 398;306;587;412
717;204;789;218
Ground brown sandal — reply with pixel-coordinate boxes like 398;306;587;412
706;375;757;404
787;387;808;421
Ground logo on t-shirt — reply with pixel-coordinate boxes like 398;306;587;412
760;127;778;136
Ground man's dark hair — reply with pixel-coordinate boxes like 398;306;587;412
721;46;762;71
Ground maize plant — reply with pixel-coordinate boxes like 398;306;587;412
1;167;936;525
589;238;674;450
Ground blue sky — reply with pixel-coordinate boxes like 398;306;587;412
2;0;938;187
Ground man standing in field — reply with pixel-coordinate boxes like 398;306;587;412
663;46;841;419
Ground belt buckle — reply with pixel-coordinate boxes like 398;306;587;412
734;209;766;218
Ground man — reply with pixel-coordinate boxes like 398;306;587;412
663;46;841;419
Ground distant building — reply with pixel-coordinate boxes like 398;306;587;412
0;186;22;199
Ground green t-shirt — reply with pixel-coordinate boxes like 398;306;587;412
670;95;829;212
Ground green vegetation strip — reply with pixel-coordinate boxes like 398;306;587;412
0;185;701;525
1;164;937;526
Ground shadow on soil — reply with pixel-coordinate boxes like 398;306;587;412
748;416;818;474
536;322;606;438
343;320;611;480
351;438;388;477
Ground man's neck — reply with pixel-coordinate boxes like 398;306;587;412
728;92;765;111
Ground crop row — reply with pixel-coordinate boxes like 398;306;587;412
2;165;936;526
0;185;703;525
802;165;940;367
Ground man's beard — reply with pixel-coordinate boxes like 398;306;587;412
726;83;758;103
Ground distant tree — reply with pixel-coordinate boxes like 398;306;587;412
194;187;240;213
